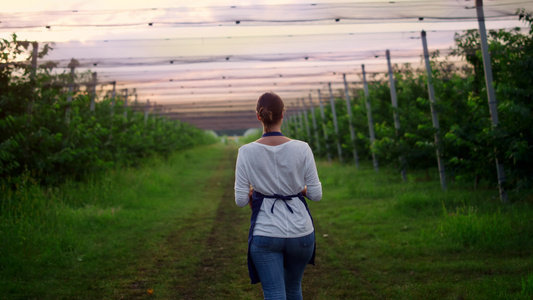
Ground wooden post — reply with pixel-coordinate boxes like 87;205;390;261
298;105;304;140
289;104;295;138
362;65;379;172
284;114;290;137
112;81;116;98
421;30;447;190
133;88;138;116
328;82;343;162
123;89;128;119
286;112;293;138
301;98;311;142
90;72;97;111
30;42;38;79
386;51;401;132
343;73;359;168
287;104;293;137
144;100;150;125
293;109;299;139
27;42;38;116
110;81;116;117
308;93;321;154
66;59;75;124
317;89;332;162
282;114;287;135
386;50;407;181
476;0;507;202
152;102;157;129
296;101;302;139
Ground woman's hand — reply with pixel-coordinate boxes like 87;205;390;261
301;186;307;198
248;188;254;209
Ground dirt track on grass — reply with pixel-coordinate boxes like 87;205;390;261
117;146;262;299
117;145;364;300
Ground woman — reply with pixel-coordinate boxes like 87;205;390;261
234;92;322;300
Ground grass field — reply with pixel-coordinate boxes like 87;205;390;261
1;143;532;299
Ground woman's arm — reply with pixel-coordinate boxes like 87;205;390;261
235;148;252;207
303;146;322;201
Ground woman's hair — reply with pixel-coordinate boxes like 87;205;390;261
256;92;285;131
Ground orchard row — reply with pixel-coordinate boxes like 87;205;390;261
283;16;533;199
0;35;216;186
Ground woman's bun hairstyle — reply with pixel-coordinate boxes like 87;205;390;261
256;92;285;130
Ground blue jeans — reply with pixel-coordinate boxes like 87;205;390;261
250;233;315;300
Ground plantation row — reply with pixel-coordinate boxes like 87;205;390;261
284;13;533;196
0;35;216;186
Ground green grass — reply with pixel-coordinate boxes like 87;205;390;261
1;145;532;299
307;161;533;299
0;144;230;299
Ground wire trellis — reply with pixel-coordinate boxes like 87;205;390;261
2;0;532;130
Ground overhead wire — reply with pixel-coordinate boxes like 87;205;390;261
4;0;532;130
1;0;528;30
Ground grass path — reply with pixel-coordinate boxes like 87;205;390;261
115;144;383;299
115;144;350;299
3;143;531;299
115;144;533;299
114;144;263;299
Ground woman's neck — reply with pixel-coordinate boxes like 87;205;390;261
257;122;290;146
263;124;282;134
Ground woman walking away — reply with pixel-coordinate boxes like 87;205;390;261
234;92;322;300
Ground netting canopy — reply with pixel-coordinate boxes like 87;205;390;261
2;0;533;131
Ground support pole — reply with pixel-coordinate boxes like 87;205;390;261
328;83;343;162
343;74;359;168
386;50;407;181
282;114;288;135
133;88;138;115
298;104;304;141
144;100;150;125
362;65;379;172
90;72;97;111
288;113;295;138
421;30;447;190
386;50;401;133
30;42;38;79
27;42;38;116
301;98;311;142
317;89;332;162
476;0;507;202
289;113;294;137
123;89;129;119
285;114;292;137
308;93;321;154
152;102;157;129
288;103;295;138
291;103;298;138
66;59;75;125
110;81;116;117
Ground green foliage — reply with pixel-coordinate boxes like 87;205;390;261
240;128;262;144
313;159;533;299
521;272;533;297
0;34;216;186
436;205;533;251
0;145;226;298
289;12;533;194
1;146;531;298
445;14;533;190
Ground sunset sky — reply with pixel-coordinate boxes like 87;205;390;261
2;0;532;129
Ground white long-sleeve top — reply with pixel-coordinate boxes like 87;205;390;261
234;140;322;238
